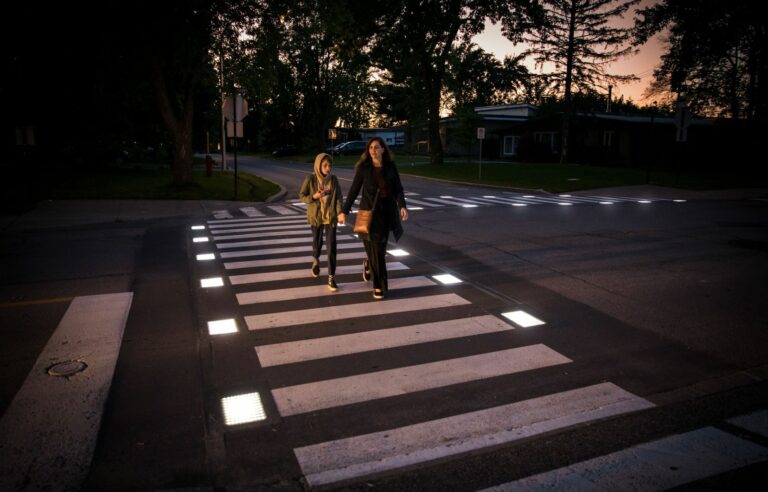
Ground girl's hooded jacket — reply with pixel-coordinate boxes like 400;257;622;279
299;153;343;226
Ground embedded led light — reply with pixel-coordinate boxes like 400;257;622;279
558;203;573;206
559;194;572;197
440;195;454;199
638;200;652;204
523;195;535;198
433;273;462;285
674;199;687;203
193;237;209;243
502;310;545;327
600;201;614;205
512;203;527;207
201;277;224;288
221;392;267;425
191;225;205;230
409;206;424;210
197;253;216;261
387;249;410;257
462;204;478;208
208;318;238;335
483;195;496;198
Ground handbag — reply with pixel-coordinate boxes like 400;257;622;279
353;191;379;234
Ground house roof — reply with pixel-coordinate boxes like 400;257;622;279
474;104;538;116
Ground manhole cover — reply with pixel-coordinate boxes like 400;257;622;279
47;360;88;377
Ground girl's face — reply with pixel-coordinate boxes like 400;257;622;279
321;159;332;175
369;140;384;160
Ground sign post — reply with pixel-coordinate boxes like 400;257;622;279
674;94;690;143
223;92;248;199
477;127;485;180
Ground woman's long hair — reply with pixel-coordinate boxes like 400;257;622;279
354;136;394;170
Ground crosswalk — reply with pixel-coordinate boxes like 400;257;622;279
209;191;686;220
190;204;766;489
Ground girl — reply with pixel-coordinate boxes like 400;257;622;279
299;153;345;291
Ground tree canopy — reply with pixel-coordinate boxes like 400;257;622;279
634;0;767;120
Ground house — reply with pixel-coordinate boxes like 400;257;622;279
435;103;739;167
430;104;539;159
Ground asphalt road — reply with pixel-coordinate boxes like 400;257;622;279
1;157;767;491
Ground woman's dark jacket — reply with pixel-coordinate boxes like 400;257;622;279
343;161;407;242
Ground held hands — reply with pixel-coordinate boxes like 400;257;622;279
337;213;346;225
401;208;409;221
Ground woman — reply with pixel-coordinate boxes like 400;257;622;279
342;137;408;299
299;153;345;291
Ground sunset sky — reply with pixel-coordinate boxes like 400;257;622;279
472;1;665;105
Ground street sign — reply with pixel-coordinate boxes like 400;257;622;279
477;127;486;140
223;93;248;121
226;121;243;138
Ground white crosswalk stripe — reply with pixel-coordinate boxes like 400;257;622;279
245;293;470;331
238;275;431;304
213;229;309;241
239;206;266;217
216;234;356;249
274;344;572;416
210;224;308;235
405;197;444;207
255;314;514;367
231;261;409;286
481;426;768;491
224;251;368;270
219;241;362;259
267;205;300;215
294;382;654;488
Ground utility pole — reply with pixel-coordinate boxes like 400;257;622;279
220;50;227;171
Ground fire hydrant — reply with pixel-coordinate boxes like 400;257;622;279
205;155;214;177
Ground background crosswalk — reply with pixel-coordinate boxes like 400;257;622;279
208;192;684;221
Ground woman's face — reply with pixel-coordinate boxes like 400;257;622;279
320;159;332;175
369;140;384;160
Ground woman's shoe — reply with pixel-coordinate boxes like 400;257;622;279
328;275;338;292
373;289;384;300
362;260;371;282
311;260;320;278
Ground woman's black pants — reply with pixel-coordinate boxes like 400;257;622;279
364;239;388;291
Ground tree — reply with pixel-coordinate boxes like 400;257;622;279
445;43;530;111
504;0;639;162
372;0;540;165
231;0;377;151
634;0;767;121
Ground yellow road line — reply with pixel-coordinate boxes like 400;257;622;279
0;297;74;308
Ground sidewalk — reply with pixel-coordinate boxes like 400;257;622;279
0;199;270;231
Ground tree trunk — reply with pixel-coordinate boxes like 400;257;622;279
151;58;195;186
560;0;578;164
171;127;194;185
424;70;444;166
